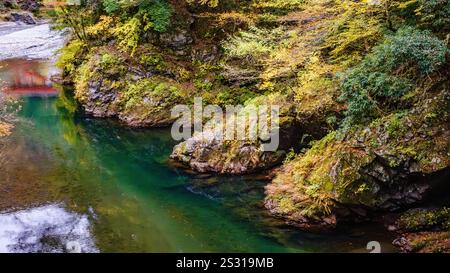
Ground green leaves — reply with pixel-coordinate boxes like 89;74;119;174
339;26;448;127
371;27;448;74
103;0;120;14
139;0;172;33
102;0;172;32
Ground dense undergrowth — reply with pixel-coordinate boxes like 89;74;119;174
53;0;449;252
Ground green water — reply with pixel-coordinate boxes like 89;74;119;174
0;60;395;253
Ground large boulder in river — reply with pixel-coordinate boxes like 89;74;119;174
265;81;450;231
170;92;336;174
170;54;343;175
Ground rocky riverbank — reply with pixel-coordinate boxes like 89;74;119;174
0;0;40;23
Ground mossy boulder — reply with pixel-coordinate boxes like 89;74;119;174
393;231;450;253
74;49;128;118
74;47;187;127
118;78;185;127
393;208;450;253
396;208;450;232
170;92;334;174
265;85;450;231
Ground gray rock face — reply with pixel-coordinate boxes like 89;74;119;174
171;129;287;174
159;29;193;54
18;0;40;12
170;112;304;174
192;45;219;62
3;0;40;12
0;204;98;253
9;12;36;25
82;79;120;118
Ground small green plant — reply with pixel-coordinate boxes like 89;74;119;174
112;17;142;55
56;40;87;77
386;111;407;138
283;148;296;164
103;0;120;14
139;0;172;33
339;27;448;127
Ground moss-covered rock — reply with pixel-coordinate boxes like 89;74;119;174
393;207;450;253
73;47;187;127
170;92;336;174
393;231;450;253
396;208;450;232
265;79;450;230
74;49;126;118
118;78;185;127
0;0;40;22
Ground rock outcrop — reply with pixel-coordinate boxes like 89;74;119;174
2;0;40;12
265;78;450;231
0;121;13;137
9;11;36;24
74;48;187;127
392;208;450;253
0;0;39;23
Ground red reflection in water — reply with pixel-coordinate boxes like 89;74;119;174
0;59;59;96
4;86;59;96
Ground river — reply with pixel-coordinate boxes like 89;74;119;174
0;23;395;253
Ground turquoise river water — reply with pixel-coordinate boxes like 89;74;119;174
0;59;395;253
